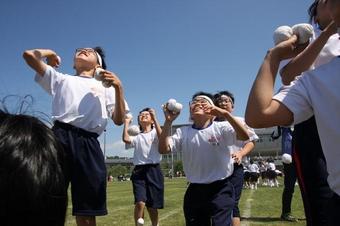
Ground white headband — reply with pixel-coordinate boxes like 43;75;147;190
194;95;215;106
95;52;103;67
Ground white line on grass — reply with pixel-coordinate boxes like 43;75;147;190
143;209;182;226
241;189;254;226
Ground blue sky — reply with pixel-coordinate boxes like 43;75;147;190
0;0;311;157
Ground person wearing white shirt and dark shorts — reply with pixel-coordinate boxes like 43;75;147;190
123;108;163;226
23;47;128;226
159;92;249;226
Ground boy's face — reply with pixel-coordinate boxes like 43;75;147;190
73;48;99;70
189;97;213;121
216;95;234;113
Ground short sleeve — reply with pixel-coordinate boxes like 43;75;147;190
34;65;66;95
219;121;237;146
169;127;183;152
273;79;314;125
105;87;130;118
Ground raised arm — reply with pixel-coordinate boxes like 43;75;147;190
202;104;249;141
103;71;126;125
22;49;60;76
280;21;336;85
220;111;249;141
122;116;132;144
149;108;162;137
245;36;306;128
158;107;179;154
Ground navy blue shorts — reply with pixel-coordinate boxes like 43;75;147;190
183;177;235;226
52;121;107;216
131;164;164;209
230;163;244;218
293;117;334;225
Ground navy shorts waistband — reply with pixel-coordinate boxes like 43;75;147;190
53;121;99;138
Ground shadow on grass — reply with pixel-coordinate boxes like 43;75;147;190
241;216;306;222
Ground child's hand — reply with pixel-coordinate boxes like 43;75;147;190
46;54;61;68
202;103;224;117
272;35;308;61
231;152;243;165
124;116;132;124
148;108;156;120
163;104;180;122
101;71;122;89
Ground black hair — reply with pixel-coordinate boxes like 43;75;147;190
0;110;67;226
213;90;235;107
308;0;319;23
93;46;107;70
192;91;214;101
138;107;154;132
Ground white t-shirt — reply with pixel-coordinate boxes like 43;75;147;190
232;116;259;153
248;163;259;173
311;23;340;69
268;162;276;171
273;56;340;195
130;129;162;165
35;65;129;135
169;121;237;184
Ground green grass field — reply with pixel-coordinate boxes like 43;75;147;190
65;178;305;226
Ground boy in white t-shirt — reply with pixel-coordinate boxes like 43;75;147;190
23;47;128;226
213;90;258;226
123;108;163;226
245;0;340;223
159;92;249;226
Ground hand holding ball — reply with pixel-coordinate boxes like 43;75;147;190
95;68;111;88
165;99;183;113
273;23;313;45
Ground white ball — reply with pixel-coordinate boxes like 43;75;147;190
94;68;105;81
173;102;183;113
137;218;144;225
167;99;177;112
127;125;140;136
167;98;177;105
292;23;314;44
282;153;292;164
273;25;293;45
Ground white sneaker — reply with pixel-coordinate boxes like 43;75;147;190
137;218;144;226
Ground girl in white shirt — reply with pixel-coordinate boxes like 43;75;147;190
123;108;163;226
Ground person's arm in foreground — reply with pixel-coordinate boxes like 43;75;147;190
245;35;306;128
281;21;336;85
